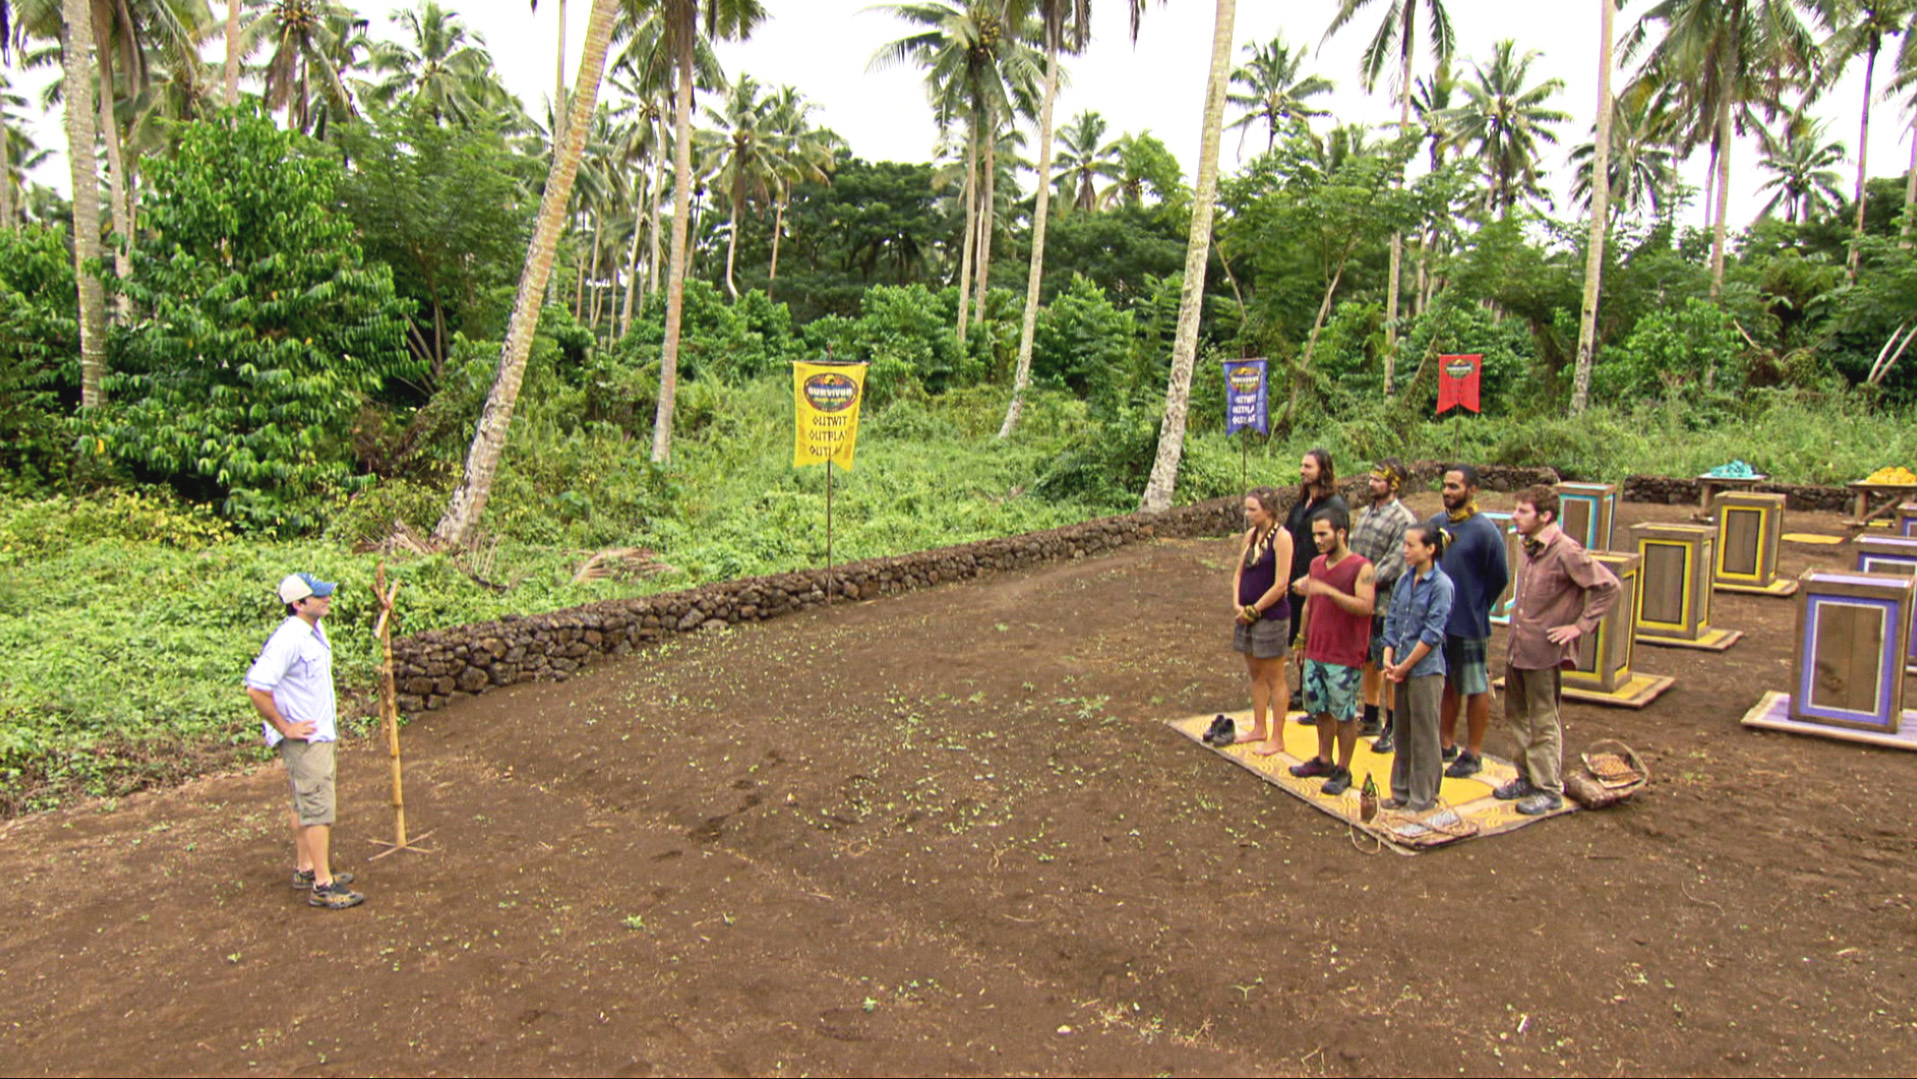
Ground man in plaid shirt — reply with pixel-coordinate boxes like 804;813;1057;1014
1348;458;1418;750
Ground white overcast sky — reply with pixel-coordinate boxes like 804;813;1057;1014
16;0;1915;232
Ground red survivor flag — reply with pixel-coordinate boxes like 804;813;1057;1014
1436;353;1483;414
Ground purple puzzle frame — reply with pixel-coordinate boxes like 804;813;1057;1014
1796;586;1902;729
1857;538;1917;671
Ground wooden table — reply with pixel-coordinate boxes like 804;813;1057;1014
1846;482;1917;528
1693;473;1767;521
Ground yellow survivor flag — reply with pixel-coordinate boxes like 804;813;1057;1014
792;361;869;469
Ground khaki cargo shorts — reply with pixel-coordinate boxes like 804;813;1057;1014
279;739;337;827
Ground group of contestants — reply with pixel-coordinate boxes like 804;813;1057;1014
1220;454;1620;818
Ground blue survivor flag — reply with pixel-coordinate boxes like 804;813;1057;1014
1222;359;1269;435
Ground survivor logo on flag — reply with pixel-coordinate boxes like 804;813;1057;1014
793;361;869;469
1436;353;1483;414
1222;359;1268;435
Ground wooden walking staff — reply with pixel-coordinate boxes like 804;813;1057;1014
368;564;436;859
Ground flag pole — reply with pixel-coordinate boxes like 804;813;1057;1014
826;458;835;606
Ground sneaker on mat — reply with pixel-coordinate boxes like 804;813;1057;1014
1381;796;1409;810
1289;757;1334;779
1321;767;1353;796
1441;745;1460;763
1372;728;1396;755
1444;751;1483;779
309;881;366;910
1492;777;1533;801
1515;791;1565;816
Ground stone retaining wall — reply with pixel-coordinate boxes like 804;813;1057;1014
389;461;1564;714
1621;474;1853;513
391;497;1244;713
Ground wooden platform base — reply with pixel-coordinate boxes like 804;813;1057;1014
1716;577;1800;597
1740;691;1917;751
1637;626;1743;652
1561;673;1677;709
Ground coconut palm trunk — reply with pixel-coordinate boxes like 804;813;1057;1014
998;39;1062;440
225;0;241;105
1903;121;1916;244
89;11;131;321
1709;82;1732;299
955;112;979;344
723;192;741;300
1850;37;1879;282
432;0;619;550
650;24;699;464
0;119;14;231
1140;0;1235;514
974;105;996;329
1571;0;1615;415
620;195;644;336
61;0;108;410
1381;2;1415;397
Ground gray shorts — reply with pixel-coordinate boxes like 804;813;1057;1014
280;739;337;827
1233;618;1290;660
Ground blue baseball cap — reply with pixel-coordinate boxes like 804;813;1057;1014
277;572;338;605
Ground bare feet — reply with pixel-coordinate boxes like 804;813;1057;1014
1241;725;1269;745
1252;739;1285;757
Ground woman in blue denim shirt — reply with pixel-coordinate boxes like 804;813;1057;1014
1381;524;1455;813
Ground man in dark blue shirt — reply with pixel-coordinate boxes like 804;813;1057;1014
1424;465;1510;778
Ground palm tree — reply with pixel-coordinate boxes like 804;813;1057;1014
650;0;767;466
432;0;620;550
764;84;836;297
1756;114;1848;222
1138;0;1236;514
1050;109;1119;211
1322;0;1452;395
58;0;107;407
363;1;513;127
1225;32;1333;156
1821;0;1915;276
1101;128;1182;208
1452;40;1569;216
997;0;1088;440
252;0;366;137
1572;0;1618;416
1569;83;1683;218
697;72;785;301
870;0;1042;345
1623;0;1818;297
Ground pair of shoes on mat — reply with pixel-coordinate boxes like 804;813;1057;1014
309;880;365;910
291;869;356;890
1201;714;1236;747
1515;791;1564;816
1492;776;1534;801
1444;751;1483;779
1290;757;1333;779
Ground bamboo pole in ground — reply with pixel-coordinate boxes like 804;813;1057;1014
369;564;435;859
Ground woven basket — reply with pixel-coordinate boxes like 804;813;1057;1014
1564;739;1648;809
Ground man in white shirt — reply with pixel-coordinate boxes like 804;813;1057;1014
246;573;364;910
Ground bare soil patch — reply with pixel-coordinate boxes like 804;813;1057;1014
4;496;1914;1077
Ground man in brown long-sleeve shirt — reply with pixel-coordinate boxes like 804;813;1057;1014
1501;485;1621;815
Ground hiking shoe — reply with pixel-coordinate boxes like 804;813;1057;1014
1357;717;1382;738
1381;796;1409;810
1515;791;1565;816
1201;715;1227;745
1289;757;1334;779
1444;751;1483;779
291;869;355;891
1372;728;1396;755
309;880;365;910
1493;777;1534;801
1441;745;1460;763
1321;767;1353;797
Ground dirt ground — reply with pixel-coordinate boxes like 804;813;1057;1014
4;494;1915;1078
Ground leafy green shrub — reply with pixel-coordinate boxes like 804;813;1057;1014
108;109;419;533
0;225;79;488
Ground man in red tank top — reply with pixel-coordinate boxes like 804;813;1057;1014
1287;506;1377;796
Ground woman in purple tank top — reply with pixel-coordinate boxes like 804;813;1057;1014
1231;488;1295;755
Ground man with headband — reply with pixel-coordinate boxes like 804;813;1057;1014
1348;458;1417;752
